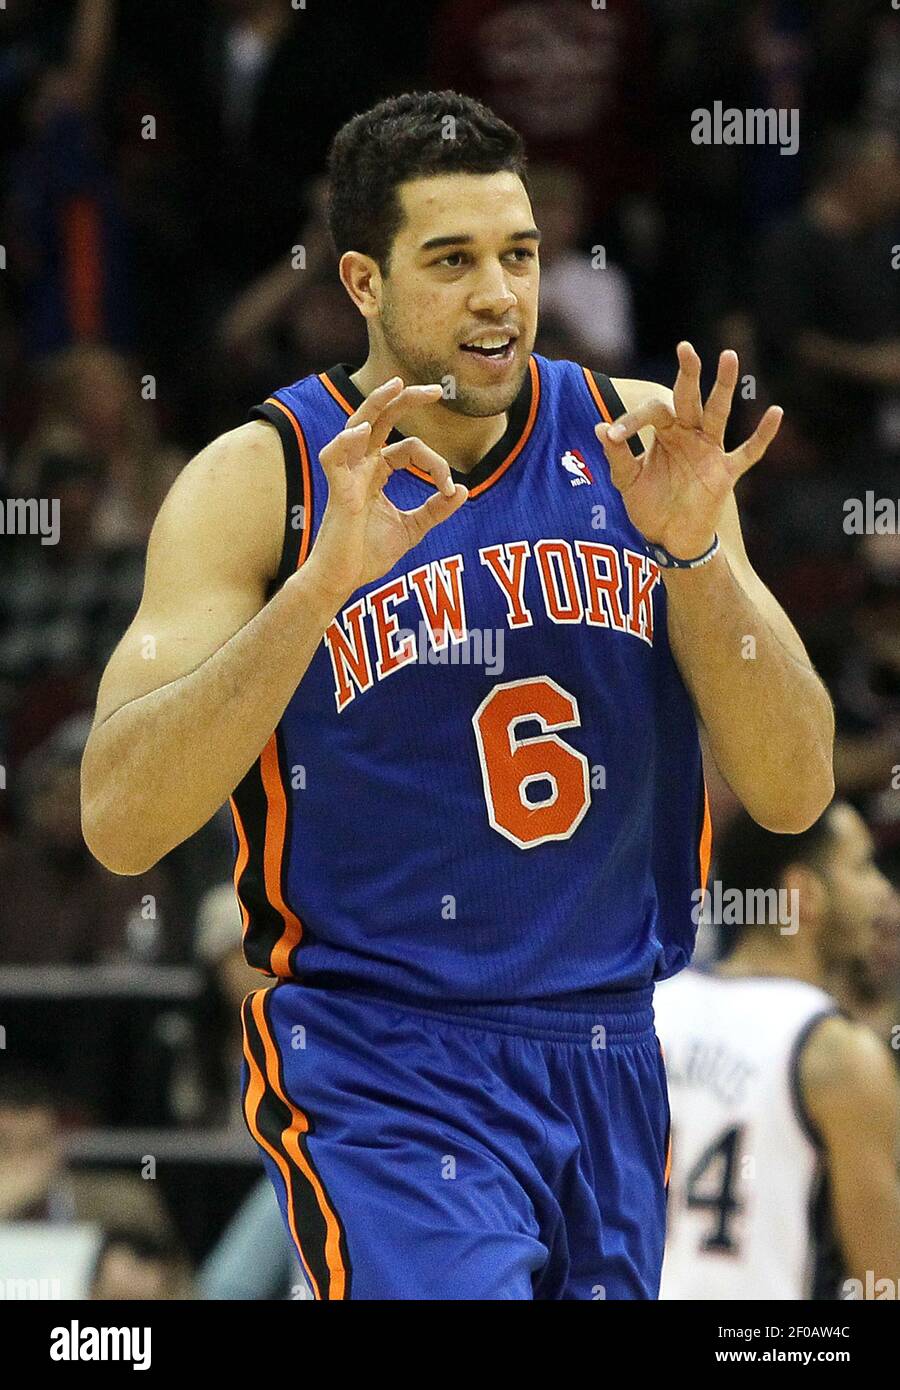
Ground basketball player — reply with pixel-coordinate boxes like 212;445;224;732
655;802;900;1300
81;92;835;1299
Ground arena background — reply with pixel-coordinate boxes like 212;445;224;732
0;0;897;1301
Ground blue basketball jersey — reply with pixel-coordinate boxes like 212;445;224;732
231;353;711;1004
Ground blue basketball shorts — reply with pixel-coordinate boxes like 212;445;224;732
240;982;671;1300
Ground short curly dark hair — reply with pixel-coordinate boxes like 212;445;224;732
326;90;528;273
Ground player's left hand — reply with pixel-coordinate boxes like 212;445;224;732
595;342;783;561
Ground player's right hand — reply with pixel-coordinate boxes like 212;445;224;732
302;376;468;608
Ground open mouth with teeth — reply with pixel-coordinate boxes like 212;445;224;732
460;336;515;358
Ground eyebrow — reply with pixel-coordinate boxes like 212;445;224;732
420;228;542;251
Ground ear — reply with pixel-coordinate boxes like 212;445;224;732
339;251;381;319
782;863;827;930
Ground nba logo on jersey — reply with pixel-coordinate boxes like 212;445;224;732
560;447;593;486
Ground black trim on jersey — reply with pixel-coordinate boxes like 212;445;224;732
588;370;644;459
789;1007;849;1295
807;1160;845;1300
788;1006;842;1149
248;399;306;591
322;361;535;491
242;988;353;1299
230;728;301;978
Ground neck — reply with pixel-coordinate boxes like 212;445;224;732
351;354;510;474
715;936;828;991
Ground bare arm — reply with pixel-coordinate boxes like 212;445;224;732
662;487;834;833
801;1015;900;1288
607;353;834;832
81;382;465;875
81;420;335;873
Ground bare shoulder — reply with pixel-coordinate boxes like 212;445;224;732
89;420;288;728
608;378;673;453
800;1014;898;1125
150;419;286;586
610;378;674;413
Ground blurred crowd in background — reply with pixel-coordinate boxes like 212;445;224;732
0;0;898;1298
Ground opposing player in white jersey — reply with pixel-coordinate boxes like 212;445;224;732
655;801;900;1300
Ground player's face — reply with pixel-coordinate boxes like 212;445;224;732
817;804;891;970
376;172;540;418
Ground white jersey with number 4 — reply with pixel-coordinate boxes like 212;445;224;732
654;968;842;1300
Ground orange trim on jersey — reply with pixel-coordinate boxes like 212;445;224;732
240;991;322;1299
318;371;354;414
258;735;304;976
64;196;103;339
582;366;616;425
229;794;251;939
252;990;349;1299
699;781;713;894
317;356;541;499
657;1038;673;1186
233;395;312;979
262;396;314;568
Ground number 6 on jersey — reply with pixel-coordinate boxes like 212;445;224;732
472;676;591;848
